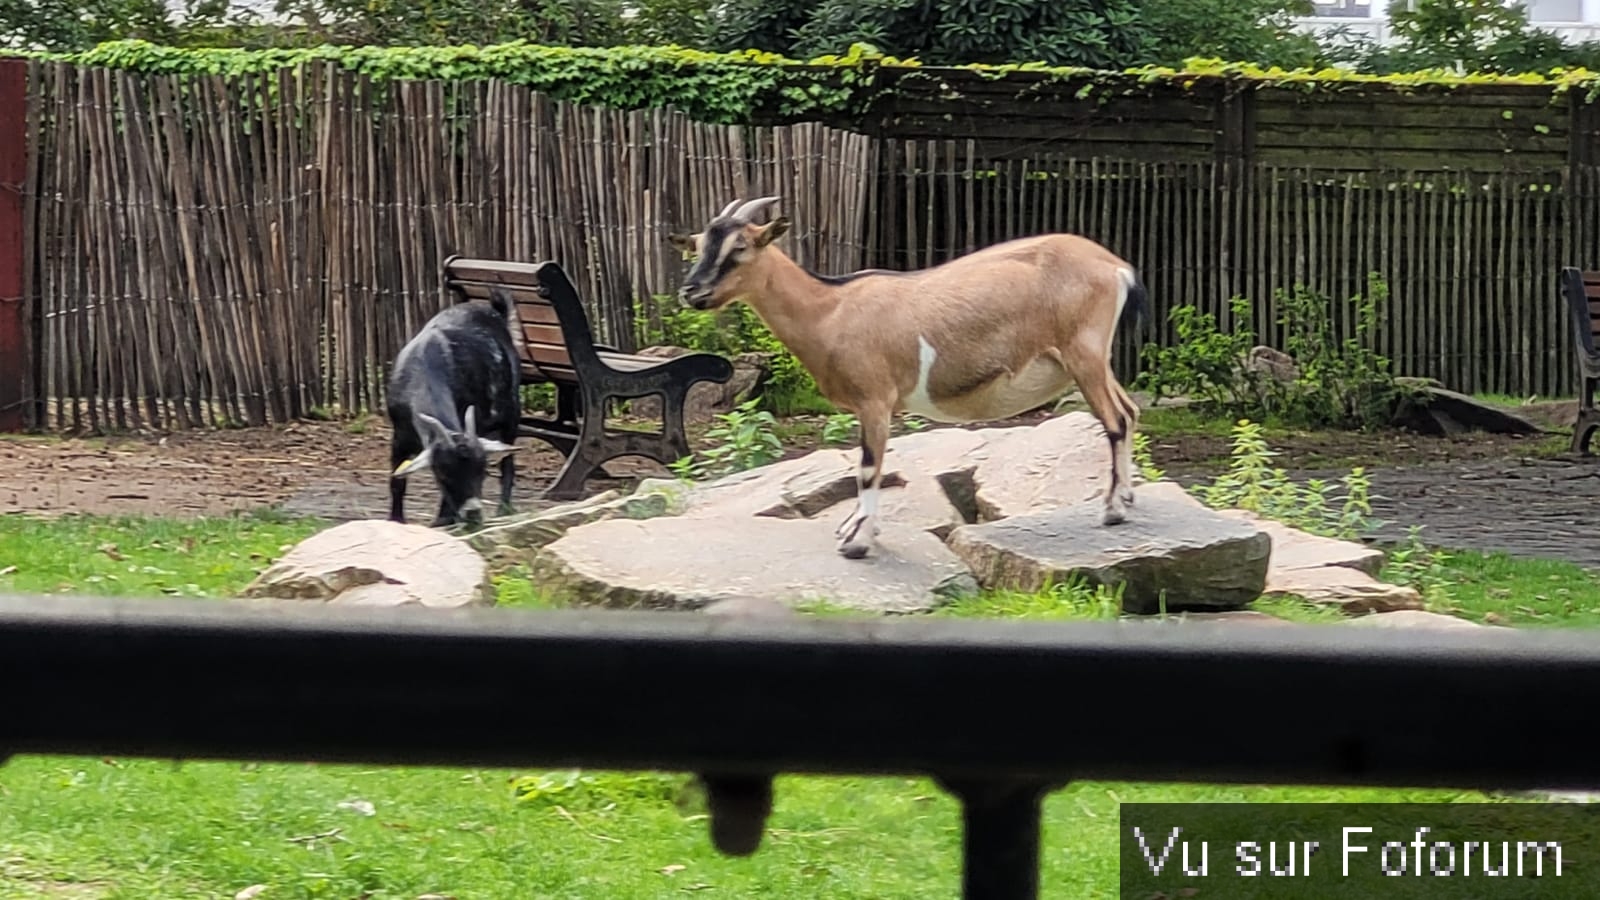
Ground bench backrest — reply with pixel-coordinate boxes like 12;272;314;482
1563;267;1600;358
442;257;602;384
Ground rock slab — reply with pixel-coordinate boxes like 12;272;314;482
533;515;979;613
466;480;688;559
946;486;1271;614
243;519;493;608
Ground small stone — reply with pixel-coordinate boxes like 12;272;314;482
466;487;679;555
241;520;492;609
1344;609;1485;630
1265;568;1423;614
945;485;1271;615
1213;509;1386;577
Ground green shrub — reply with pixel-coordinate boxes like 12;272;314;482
1135;275;1419;431
670;397;785;479
1192;419;1375;540
637;295;834;415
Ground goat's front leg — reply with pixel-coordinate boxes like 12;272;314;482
836;407;889;559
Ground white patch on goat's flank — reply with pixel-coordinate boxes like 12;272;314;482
900;335;946;420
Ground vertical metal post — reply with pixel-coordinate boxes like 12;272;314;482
0;57;27;432
939;777;1060;900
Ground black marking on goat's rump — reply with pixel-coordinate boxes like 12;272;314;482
1120;269;1151;336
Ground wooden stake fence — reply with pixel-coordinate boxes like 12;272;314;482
19;60;878;430
15;61;1600;431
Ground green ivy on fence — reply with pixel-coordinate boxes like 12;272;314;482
14;40;1600;125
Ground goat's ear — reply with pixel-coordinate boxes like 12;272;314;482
392;447;434;478
667;232;699;256
477;437;520;456
414;411;451;445
754;217;790;247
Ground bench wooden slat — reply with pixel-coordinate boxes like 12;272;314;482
527;343;665;377
446;259;545;284
451;279;558;316
440;256;735;499
523;323;564;346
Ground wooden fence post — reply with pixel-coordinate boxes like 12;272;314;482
0;58;27;432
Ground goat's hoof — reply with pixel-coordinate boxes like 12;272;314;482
838;540;873;560
1101;506;1128;527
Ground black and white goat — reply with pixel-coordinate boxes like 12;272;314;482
386;293;523;528
670;196;1147;559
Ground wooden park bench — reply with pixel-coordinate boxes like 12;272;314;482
443;256;735;500
1562;266;1600;454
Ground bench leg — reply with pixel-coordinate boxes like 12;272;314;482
659;383;693;463
542;385;610;502
1576;379;1600;456
1575;413;1600;456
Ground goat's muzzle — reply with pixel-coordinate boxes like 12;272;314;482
679;284;714;310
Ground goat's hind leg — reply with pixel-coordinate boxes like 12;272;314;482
1068;354;1136;526
836;408;889;559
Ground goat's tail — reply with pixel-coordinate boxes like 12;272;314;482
1117;267;1150;339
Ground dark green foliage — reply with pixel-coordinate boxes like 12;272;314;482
1358;0;1600;75
1137;0;1325;70
1135;275;1416;431
636;297;833;416
713;0;1147;69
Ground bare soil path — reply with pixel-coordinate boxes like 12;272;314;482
4;407;1597;569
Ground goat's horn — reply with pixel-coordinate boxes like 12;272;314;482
718;199;742;219
732;196;782;222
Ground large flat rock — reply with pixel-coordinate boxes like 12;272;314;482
945;485;1271;615
532;515;979;613
967;412;1133;520
1214;509;1385;577
241;519;494;608
466;481;687;561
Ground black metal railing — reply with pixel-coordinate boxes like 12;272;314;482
3;593;1599;898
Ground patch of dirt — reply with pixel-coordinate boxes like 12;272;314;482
1152;428;1566;477
6;404;1600;570
0;419;670;522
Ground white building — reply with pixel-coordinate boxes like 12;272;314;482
1296;0;1600;47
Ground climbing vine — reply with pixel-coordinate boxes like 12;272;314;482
18;40;1600;122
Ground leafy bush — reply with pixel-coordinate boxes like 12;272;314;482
670;397;785;479
637;296;833;415
1193;419;1375;541
1135;275;1418;431
822;412;859;445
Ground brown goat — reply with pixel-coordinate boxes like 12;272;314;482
669;196;1147;559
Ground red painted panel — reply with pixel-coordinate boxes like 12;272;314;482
0;58;25;432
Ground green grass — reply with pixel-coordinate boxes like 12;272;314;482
0;509;1596;898
1399;547;1600;628
0;511;323;598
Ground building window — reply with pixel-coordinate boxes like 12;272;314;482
1525;0;1582;21
1310;0;1375;18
